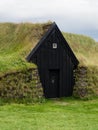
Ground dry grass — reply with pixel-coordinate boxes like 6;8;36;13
63;32;98;67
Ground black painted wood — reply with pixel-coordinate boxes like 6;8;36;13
27;22;79;98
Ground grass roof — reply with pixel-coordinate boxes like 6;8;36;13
0;22;98;76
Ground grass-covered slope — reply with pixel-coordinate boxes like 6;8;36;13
0;22;98;76
63;33;98;66
0;23;48;76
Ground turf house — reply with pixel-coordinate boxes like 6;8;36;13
27;22;79;98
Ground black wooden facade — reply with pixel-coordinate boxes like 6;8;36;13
27;22;79;98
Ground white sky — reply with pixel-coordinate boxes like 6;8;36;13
0;0;98;41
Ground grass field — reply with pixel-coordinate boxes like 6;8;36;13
0;97;98;130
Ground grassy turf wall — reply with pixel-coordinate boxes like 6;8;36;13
0;66;98;102
0;68;43;103
73;66;98;99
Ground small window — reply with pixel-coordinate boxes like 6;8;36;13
53;43;57;49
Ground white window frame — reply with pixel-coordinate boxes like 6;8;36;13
53;43;57;49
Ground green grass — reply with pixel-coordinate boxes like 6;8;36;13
0;97;98;130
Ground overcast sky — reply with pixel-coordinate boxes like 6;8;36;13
0;0;98;41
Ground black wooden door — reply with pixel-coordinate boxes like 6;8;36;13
48;70;59;98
